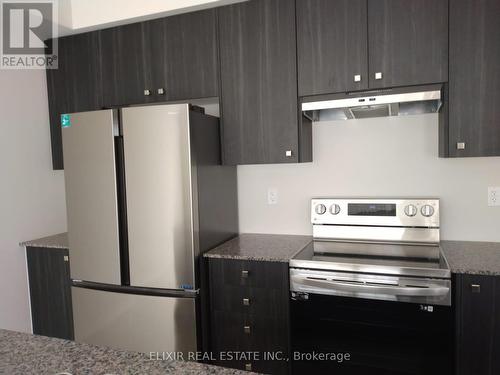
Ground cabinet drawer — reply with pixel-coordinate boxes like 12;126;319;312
209;258;288;290
211;285;288;317
212;311;289;374
212;311;288;352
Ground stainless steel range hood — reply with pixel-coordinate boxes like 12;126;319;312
301;84;442;122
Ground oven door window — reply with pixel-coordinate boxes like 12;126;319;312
290;293;453;375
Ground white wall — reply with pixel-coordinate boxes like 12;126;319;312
0;70;67;332
237;114;500;241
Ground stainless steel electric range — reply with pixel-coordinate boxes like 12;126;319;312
289;198;453;375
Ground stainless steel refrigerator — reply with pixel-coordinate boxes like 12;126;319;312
62;103;238;354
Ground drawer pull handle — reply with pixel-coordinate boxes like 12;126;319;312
244;325;251;334
245;363;252;371
243;298;250;306
471;284;481;293
241;270;249;278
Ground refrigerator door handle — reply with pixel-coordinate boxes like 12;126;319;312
72;280;198;298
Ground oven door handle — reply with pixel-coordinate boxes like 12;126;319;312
291;275;450;297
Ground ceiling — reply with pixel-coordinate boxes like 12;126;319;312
57;0;246;37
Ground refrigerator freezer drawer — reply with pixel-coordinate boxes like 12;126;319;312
72;286;197;355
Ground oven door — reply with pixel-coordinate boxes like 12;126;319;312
290;269;453;375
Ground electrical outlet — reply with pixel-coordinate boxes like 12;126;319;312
488;187;500;206
267;188;278;205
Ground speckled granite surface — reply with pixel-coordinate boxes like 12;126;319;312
20;233;68;249
204;233;312;262
0;329;253;375
441;241;500;276
19;232;500;276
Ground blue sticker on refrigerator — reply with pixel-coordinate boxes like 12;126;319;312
61;114;71;128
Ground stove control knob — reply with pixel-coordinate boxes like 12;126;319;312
404;204;417;217
421;204;435;217
315;204;327;215
330;204;341;215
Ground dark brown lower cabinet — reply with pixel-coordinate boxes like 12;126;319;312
26;247;74;340
208;258;290;374
455;274;500;375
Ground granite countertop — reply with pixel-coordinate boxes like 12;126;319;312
20;232;68;249
204;233;313;262
18;232;500;276
204;233;500;276
0;329;253;375
441;240;500;276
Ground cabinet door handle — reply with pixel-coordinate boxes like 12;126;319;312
457;142;466;150
243;325;251;334
242;298;250;306
375;72;383;80
354;74;362;82
157;88;165;95
144;89;151;96
241;270;249;278
471;284;481;293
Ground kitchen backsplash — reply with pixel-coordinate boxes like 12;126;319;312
237;114;500;242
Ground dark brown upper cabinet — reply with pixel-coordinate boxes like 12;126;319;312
46;10;219;169
368;0;448;89
296;0;368;96
148;9;219;102
218;0;310;165
297;0;448;96
46;31;102;170
100;22;154;107
446;0;500;157
100;10;218;108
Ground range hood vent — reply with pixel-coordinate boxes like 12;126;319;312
301;84;442;122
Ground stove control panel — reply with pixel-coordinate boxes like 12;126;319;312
311;198;439;228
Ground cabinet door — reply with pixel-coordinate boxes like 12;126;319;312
26;247;74;340
456;274;500;375
100;22;153;107
296;0;368;96
368;0;448;89
46;32;102;170
448;0;500;157
149;9;219;101
218;0;299;165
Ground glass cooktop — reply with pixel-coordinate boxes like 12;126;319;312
290;240;451;279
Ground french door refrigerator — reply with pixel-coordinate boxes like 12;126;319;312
62;103;238;354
